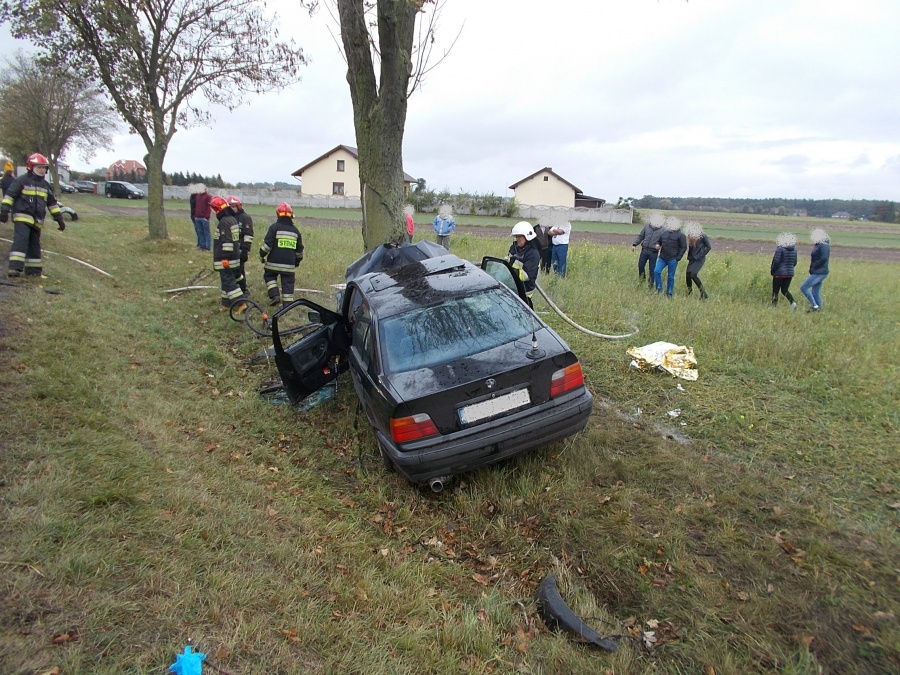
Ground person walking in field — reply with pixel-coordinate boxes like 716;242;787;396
632;212;664;288
684;221;711;299
653;217;687;297
189;184;212;251
548;218;572;277
770;232;798;309
799;228;830;312
227;195;253;295
260;202;304;307
209;195;246;312
404;204;415;244
433;204;455;249
1;153;67;279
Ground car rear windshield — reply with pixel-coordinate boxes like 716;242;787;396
379;289;534;374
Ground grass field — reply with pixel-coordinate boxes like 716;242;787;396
1;202;898;674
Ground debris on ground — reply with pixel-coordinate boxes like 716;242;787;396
627;341;698;381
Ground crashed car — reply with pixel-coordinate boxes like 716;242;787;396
271;241;593;491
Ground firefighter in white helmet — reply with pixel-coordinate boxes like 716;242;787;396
508;221;541;307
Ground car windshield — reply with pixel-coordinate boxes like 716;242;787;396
379;288;534;374
118;182;139;190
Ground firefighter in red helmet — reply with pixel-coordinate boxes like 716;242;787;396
1;153;66;278
227;195;253;295
259;202;303;307
209;195;246;312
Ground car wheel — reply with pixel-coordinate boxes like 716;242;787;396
106;192;111;198
127;194;133;199
377;441;396;473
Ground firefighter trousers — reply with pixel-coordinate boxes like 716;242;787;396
8;222;42;276
264;270;295;306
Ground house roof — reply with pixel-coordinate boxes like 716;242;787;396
108;159;146;173
508;167;581;193
292;144;416;183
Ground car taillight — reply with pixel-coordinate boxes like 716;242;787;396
550;363;585;398
390;413;439;443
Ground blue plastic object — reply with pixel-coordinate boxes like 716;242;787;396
170;645;205;675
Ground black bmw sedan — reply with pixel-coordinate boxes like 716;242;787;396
271;245;593;491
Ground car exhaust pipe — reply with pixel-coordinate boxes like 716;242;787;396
428;476;452;493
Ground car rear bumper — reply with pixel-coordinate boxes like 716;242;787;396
377;388;593;484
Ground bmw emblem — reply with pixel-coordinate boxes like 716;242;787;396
485;378;496;390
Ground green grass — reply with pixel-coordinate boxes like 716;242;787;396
0;208;898;674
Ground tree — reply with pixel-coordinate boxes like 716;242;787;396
0;1;306;239
0;51;118;189
304;0;452;251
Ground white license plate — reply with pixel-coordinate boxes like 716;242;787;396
459;388;530;425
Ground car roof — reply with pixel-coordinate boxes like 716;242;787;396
352;254;508;318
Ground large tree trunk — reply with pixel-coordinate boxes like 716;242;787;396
338;0;419;252
144;143;168;239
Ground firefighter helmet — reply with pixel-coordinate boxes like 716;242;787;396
276;202;293;218
209;195;228;213
226;195;242;208
510;221;536;241
26;153;49;170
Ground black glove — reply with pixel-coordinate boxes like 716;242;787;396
56;218;66;232
259;251;266;264
0;212;7;224
294;255;301;267
240;252;248;264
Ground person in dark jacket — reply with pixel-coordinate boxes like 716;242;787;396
632;213;664;287
533;220;552;274
799;228;830;312
209;195;246;311
227;195;253;295
684;221;711;299
770;232;798;308
189;184;212;250
260;202;304;307
507;221;541;307
1;153;66;278
652;217;687;297
0;160;15;194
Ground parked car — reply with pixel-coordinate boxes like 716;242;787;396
72;180;97;193
105;180;145;199
270;242;593;491
57;181;76;194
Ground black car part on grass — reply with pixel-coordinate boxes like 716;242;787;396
536;574;619;652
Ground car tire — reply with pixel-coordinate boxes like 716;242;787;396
377;441;396;473
106;192;111;198
127;194;133;199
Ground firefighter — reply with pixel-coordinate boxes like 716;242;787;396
259;202;303;307
1;153;66;278
209;195;246;312
227;195;253;295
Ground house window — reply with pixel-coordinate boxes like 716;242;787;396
543;176;549;181
337;160;345;172
332;182;345;195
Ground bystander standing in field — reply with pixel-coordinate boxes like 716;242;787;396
209;195;246;312
632;212;664;288
260;202;304;307
548;218;572;277
653;217;687;297
404;204;415;244
189;184;212;251
433;204;455;249
227;195;253;295
800;228;830;312
507;221;541;307
533;219;552;274
770;232;798;308
684;221;711;299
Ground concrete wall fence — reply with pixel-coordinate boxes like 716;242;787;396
161;186;633;224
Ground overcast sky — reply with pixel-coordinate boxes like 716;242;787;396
2;0;899;201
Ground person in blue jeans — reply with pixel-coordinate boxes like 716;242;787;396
548;219;571;277
653;217;687;296
799;228;830;312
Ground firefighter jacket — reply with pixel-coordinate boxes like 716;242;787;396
260;217;303;273
0;172;64;229
213;207;241;271
235;209;254;261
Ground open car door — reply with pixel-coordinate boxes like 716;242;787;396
271;299;351;404
480;256;529;304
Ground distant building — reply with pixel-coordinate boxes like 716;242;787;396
291;144;416;198
106;159;146;181
508;167;605;208
831;211;851;219
789;209;808;217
